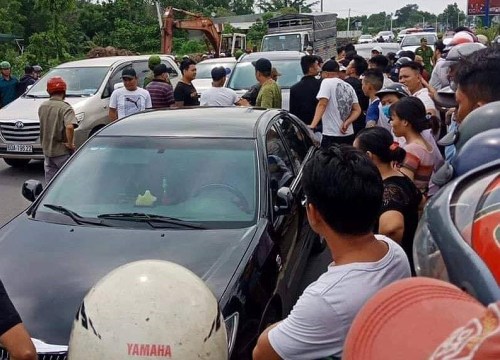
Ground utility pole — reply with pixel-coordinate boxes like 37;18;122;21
320;0;323;12
422;15;425;28
485;0;491;27
390;13;393;33
347;8;351;34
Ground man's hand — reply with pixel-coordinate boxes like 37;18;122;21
64;142;75;151
340;121;349;134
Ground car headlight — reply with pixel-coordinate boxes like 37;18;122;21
224;312;239;356
75;112;85;124
413;214;449;281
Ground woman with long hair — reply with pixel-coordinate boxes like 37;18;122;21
390;97;444;196
354;127;422;274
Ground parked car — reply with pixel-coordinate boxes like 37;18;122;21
354;43;401;60
400;32;438;53
414;159;500;306
0;55;180;168
374;31;395;42
0;107;322;360
226;51;305;110
192;57;237;95
357;34;374;44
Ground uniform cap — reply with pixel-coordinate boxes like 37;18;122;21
0;61;11;69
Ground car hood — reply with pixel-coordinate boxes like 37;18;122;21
0;96;92;121
0;215;257;345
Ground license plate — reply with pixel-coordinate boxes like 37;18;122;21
6;144;33;153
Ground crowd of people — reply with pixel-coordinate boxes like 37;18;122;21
0;62;42;109
1;26;500;358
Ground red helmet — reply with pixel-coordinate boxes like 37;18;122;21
46;76;67;95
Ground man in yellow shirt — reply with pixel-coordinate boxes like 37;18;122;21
253;58;282;109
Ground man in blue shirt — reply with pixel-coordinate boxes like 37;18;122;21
0;61;18;108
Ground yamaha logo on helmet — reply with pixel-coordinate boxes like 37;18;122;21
15;121;24;129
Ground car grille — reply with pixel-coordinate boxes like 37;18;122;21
0;121;40;142
0;349;67;360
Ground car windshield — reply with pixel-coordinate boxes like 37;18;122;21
401;35;437;47
27;67;109;98
227;60;302;90
262;34;302;52
196;62;236;79
36;137;258;229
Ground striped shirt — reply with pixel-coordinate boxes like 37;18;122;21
146;79;175;109
401;141;443;194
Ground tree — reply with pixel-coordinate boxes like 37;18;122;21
231;0;254;15
437;3;466;30
394;4;419;27
258;0;317;13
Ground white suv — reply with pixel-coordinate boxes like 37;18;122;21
0;55;180;167
374;31;395;42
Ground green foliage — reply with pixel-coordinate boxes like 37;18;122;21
279;7;298;15
179;39;208;54
258;0;317;13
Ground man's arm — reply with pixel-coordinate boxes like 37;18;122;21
341;103;361;133
310;98;328;129
0;324;37;360
108;108;118;122
64;124;75;151
253;323;281;360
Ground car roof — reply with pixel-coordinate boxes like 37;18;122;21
56;55;176;68
238;51;306;63
403;32;437;37
98;107;279;139
198;58;237;64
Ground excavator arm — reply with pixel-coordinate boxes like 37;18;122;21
161;6;222;57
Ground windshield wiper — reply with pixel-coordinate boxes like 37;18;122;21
24;94;46;98
97;212;205;229
43;204;109;226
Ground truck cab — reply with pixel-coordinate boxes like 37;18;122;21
261;31;310;52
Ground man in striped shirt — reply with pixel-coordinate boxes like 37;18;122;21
146;64;175;109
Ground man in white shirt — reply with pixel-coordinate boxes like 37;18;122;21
309;60;361;148
109;68;152;121
398;62;438;118
253;145;411;360
200;66;248;106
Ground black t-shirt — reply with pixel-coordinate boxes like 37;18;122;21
344;77;369;135
378;175;422;275
0;280;22;336
289;76;321;125
173;81;200;106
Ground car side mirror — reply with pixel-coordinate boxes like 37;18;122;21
22;179;43;202
273;187;293;215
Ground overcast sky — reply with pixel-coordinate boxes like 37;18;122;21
316;0;468;17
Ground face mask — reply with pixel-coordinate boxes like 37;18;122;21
382;105;391;119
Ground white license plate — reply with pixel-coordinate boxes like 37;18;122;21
6;144;33;153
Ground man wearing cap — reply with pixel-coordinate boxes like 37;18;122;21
0;61;18;108
174;59;199;107
146;64;175;109
415;38;434;74
109;68;152;121
310;60;361;147
200;66;247;106
143;55;161;88
371;46;383;57
253;58;282;109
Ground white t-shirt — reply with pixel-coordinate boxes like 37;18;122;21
268;235;410;359
413;88;437;115
200;87;239;106
317;78;359;137
110;87;152;120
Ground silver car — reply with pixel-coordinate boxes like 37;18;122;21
192;57;237;95
226;51;306;110
0;55;180;167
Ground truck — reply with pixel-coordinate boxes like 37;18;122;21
261;12;337;60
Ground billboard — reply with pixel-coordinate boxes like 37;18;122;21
468;0;500;15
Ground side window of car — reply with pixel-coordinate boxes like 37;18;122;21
277;117;310;171
163;60;178;79
133;61;150;88
266;124;294;204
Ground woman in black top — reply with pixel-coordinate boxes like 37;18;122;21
354;127;422;274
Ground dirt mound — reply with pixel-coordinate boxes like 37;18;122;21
87;46;139;58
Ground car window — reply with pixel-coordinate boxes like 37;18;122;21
266;125;295;209
402;34;437;47
228;59;302;90
196;62;236;79
26;67;109;98
133;61;150;87
277;117;310;171
37;137;258;229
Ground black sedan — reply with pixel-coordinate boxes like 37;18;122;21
0;107;322;359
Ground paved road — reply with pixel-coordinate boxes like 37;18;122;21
0;160;44;226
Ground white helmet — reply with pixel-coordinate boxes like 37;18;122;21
68;260;228;360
